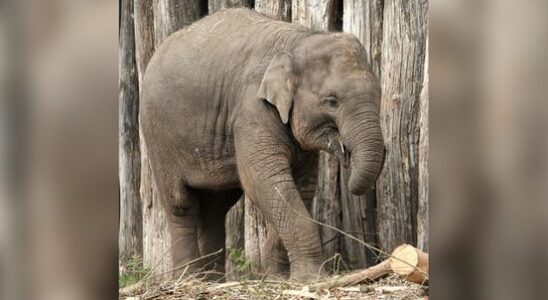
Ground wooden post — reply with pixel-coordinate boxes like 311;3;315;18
209;0;253;14
152;0;202;48
125;0;429;279
292;0;338;31
230;0;294;277
311;153;342;269
376;0;428;252
244;196;269;275
119;0;142;265
343;0;383;77
255;0;291;20
293;0;346;272
134;0;156;85
340;0;384;268
417;34;429;252
137;0;202;277
224;199;245;281
134;0;173;277
208;0;284;282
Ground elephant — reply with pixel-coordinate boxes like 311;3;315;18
140;8;385;282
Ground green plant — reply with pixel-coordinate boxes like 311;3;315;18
119;255;149;288
227;247;253;279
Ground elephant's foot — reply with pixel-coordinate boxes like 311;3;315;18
289;259;328;283
171;253;224;281
261;234;290;279
262;259;290;280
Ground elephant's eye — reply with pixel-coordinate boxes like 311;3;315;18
321;96;339;110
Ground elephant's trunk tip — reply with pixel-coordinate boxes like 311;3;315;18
348;170;375;195
347;142;385;195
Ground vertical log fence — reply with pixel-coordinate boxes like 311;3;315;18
119;0;429;277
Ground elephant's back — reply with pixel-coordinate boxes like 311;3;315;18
141;8;310;127
146;8;310;87
139;8;311;188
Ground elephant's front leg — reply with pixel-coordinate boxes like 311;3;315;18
235;130;325;282
260;223;290;279
261;151;319;279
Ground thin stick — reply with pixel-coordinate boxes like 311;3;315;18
145;248;224;280
274;187;428;278
142;236;184;281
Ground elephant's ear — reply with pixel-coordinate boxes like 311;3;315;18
257;52;295;124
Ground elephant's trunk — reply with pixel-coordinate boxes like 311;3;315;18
341;105;385;195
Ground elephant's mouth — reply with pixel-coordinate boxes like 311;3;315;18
328;137;351;168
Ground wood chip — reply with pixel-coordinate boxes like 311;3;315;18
282;289;320;299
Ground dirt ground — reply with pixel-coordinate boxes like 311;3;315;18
121;274;427;300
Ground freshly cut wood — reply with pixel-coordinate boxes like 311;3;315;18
308;244;428;290
308;259;391;291
389;244;429;284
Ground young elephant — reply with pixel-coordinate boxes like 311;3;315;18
140;8;385;282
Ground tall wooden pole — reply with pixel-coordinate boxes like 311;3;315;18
376;0;428;252
119;0;142;265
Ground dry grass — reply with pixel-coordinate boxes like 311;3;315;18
120;192;429;299
120;273;427;300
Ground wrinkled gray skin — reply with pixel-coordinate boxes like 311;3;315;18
141;8;384;282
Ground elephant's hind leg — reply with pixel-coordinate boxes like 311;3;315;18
156;176;202;279
197;189;242;279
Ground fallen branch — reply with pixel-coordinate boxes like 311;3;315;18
308;259;392;291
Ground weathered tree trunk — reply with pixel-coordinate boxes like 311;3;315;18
376;0;428;252
339;0;384;268
234;0;294;277
119;0;142;265
244;196;269;275
122;0;429;279
205;0;262;281
417;34;429;252
134;0;173;277
152;0;202;47
343;0;383;77
292;0;338;31
311;154;341;269
136;0;202;277
255;0;291;20
293;0;346;272
224;199;245;280
134;0;156;85
209;0;253;14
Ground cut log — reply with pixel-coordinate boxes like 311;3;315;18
389;244;429;284
308;244;428;290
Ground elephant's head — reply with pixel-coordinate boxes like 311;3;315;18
258;33;385;194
